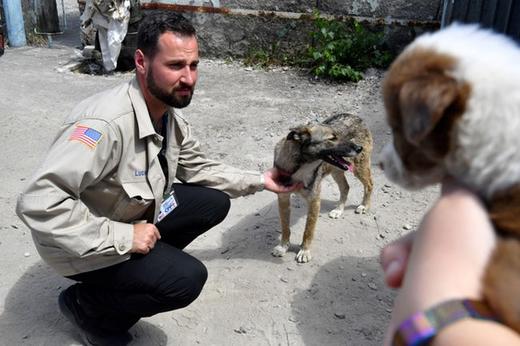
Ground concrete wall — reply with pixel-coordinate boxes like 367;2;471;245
17;0;442;57
221;0;440;21
141;0;442;59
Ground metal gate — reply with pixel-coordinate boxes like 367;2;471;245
441;0;520;42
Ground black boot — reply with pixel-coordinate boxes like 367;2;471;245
58;284;133;346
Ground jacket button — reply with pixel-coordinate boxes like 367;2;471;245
118;244;126;251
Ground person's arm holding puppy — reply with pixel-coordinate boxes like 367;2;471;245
381;180;520;346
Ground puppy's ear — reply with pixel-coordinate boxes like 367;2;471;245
399;75;465;145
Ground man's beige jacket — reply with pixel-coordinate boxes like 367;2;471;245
16;78;263;276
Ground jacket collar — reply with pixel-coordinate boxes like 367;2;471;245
128;77;159;139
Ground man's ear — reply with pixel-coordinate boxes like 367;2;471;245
134;49;146;74
398;75;463;145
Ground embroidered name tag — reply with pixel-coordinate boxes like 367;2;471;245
134;170;147;177
69;125;103;149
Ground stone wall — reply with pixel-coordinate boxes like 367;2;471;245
18;0;442;56
221;0;440;21
140;0;442;59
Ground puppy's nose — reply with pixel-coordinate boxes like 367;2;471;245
354;144;363;154
379;161;384;171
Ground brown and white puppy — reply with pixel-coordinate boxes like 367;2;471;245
379;23;520;331
273;113;373;263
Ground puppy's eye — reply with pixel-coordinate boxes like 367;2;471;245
327;135;338;141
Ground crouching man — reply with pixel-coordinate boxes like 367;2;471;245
16;11;298;346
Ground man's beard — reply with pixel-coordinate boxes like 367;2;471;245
147;67;193;108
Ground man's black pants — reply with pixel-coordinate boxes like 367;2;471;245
67;183;230;332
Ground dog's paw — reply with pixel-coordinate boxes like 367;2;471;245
296;249;312;263
355;205;367;214
272;243;289;257
328;208;344;219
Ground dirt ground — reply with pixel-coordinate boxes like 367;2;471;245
0;7;440;346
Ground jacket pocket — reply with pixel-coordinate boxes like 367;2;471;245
112;181;154;222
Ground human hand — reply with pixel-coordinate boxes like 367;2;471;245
131;223;162;254
262;167;303;193
381;181;499;346
380;230;415;289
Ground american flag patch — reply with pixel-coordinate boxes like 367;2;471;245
69;125;103;149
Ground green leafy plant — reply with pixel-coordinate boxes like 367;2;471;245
244;47;277;68
243;40;298;68
241;11;393;82
306;11;393;82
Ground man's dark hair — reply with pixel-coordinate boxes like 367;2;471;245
137;11;196;59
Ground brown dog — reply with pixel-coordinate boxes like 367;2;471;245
379;24;520;331
272;113;373;263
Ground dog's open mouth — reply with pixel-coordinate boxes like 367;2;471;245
321;154;354;171
318;144;362;171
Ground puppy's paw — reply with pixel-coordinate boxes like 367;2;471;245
272;243;289;257
355;205;367;214
328;208;344;219
296;249;312;263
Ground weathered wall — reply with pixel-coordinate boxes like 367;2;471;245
141;0;442;59
18;0;442;57
221;0;440;21
186;12;314;60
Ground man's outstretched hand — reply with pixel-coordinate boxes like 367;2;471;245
262;167;303;193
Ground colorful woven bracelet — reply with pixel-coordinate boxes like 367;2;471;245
392;298;499;346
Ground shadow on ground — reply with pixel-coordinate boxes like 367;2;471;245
0;262;167;345
190;196;360;264
291;255;393;345
187;196;393;345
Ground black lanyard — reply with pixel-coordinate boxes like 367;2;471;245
158;115;169;188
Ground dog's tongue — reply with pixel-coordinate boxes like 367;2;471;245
329;154;355;172
340;160;354;172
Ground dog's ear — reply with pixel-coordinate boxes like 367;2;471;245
287;130;299;141
399;75;466;145
287;127;310;142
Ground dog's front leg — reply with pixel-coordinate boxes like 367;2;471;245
329;170;349;218
272;193;291;257
296;196;321;263
354;162;373;214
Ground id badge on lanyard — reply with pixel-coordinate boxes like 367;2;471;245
157;188;179;222
157;114;179;223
